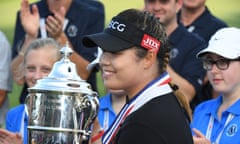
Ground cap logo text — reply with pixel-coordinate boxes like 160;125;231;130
108;20;126;32
141;34;160;52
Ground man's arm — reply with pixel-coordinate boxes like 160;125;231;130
11;0;40;85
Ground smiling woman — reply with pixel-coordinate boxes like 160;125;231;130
0;0;239;109
82;8;193;144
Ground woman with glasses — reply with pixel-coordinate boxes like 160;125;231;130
191;27;240;144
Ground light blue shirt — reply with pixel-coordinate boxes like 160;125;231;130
191;95;240;144
98;93;117;131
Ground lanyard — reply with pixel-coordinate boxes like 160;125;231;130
206;113;234;144
102;72;172;144
103;109;109;131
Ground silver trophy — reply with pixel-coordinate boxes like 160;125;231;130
25;44;99;144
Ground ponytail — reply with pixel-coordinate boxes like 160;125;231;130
169;82;192;122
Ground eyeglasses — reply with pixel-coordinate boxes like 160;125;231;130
202;58;240;71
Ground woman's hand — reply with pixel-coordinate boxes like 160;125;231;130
192;128;211;144
89;118;103;144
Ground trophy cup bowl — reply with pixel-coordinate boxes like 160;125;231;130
25;44;99;144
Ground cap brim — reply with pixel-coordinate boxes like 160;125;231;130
82;31;134;53
196;45;239;59
196;48;217;58
196;46;230;58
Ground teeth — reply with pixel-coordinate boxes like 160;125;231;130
102;70;113;77
104;71;112;75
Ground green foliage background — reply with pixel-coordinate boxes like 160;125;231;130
0;0;239;108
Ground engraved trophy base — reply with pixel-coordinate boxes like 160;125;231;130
28;126;91;144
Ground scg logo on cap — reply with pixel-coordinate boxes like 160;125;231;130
108;20;126;32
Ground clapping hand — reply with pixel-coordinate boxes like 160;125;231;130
20;0;40;38
45;6;66;39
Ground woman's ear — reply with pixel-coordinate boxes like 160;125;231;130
143;49;157;69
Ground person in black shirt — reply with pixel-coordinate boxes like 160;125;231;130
83;8;193;144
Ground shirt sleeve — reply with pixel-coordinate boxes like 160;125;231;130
0;31;12;91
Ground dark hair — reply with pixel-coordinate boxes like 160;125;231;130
116;9;192;121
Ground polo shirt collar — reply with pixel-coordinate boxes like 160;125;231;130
206;95;240;116
99;93;113;110
177;6;211;29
